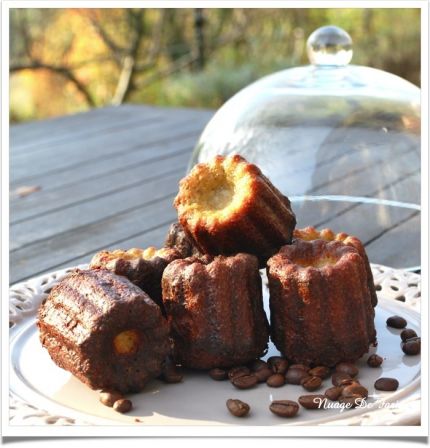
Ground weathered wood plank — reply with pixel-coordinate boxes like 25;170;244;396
10;170;182;251
10;113;211;182
10;195;177;284
271;143;417;197
10;133;197;192
10;106;163;153
10;104;211;149
365;212;420;268
310;150;419;200
292;169;420;232
11;150;190;223
51;223;174;273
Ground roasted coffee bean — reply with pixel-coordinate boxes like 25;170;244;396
298;394;327;410
266;373;285;387
400;328;418;342
335;362;359;378
367;354;383;368
254;368;273;383
228;366;250;380
342;383;368;399
161;365;183;383
338;378;359;388
268;356;288;374
226;399;250;417
308;366;330;379
209;368;228;381
289;364;310;372
331;372;352;387
285;368;310;385
401;337;421;355
269;400;299;418
300;376;322;391
250;359;269;372
231;374;258;389
374;377;399;391
386;315;407;329
339;394;365;408
324;386;343;401
99;389;123;407
113;398;132;413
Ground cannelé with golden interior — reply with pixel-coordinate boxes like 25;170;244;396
38;269;170;393
267;239;376;366
174;154;296;265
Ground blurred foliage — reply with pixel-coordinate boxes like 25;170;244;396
9;8;420;122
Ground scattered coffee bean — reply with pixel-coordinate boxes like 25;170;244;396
386;315;407;329
231;374;258;389
338;378;359;388
266;373;285;387
335;362;359;378
285;367;310;385
342;383;368;399
374;377;399;391
228;366;250;381
254;368;273;383
161;365;183;383
400;328;418;342
401;337;421;355
367;354;383;368
99;389;123;407
268;356;288;374
209;368;228;381
298;394;327;410
226;399;250;417
308;366;330;379
324;386;343;401
113;398;132;413
289;364;310;372
300;376;322;391
269;400;299;418
339;394;365;408
250;359;269;372
332;372;352;387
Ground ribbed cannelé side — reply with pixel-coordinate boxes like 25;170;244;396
37;269;170;393
294;226;378;307
174;155;296;265
267;239;376;367
164;222;202;258
89;247;181;310
162;253;269;369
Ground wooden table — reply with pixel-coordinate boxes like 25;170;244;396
10;105;420;285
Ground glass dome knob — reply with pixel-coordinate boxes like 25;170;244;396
307;25;353;66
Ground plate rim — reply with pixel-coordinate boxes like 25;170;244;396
9;263;421;427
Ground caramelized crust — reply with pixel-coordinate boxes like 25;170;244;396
267;239;376;366
293;226;377;307
37;269;170;393
162;253;269;369
90;247;181;309
164;222;201;258
174;155;296;265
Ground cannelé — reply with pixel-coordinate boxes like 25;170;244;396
267;239;376;367
164;222;201;258
293;226;378;307
89;246;181;309
38;269;170;393
162;253;269;369
174;154;296;265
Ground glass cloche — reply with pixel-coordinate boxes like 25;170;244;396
190;26;420;271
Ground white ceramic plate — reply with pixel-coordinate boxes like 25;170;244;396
9;264;421;426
